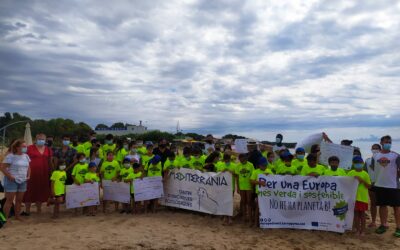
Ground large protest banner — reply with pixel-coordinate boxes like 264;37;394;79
160;168;233;216
319;141;354;170
258;175;358;233
66;183;100;209
133;176;164;202
102;180;131;203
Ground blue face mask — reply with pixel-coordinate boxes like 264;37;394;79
63;140;70;146
21;147;27;153
276;138;282;144
79;159;86;164
383;143;391;151
297;155;305;160
354;163;364;170
36;139;46;146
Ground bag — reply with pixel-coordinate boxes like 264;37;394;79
0;211;6;229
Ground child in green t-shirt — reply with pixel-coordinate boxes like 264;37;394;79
85;162;100;216
276;153;298;175
145;155;162;213
119;158;134;214
125;163;143;214
71;153;88;185
100;151;120;213
235;153;254;223
300;154;325;177
348;156;371;236
49;159;67;219
324;156;347;176
163;152;179;177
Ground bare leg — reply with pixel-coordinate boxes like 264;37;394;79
25;202;31;214
360;211;366;235
35;202;42;213
379;206;388;227
394;206;400;228
353;211;359;232
3;192;16;218
14;192;25;220
369;190;377;226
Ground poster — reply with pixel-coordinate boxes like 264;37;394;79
161;168;233;216
66;183;100;209
234;139;248;153
319;141;354;170
258;175;358;233
102;180;131;204
133;176;164;202
296;133;323;153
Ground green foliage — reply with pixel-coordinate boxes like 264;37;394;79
222;134;246;140
110;122;125;129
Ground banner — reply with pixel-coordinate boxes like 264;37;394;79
160;168;233;216
296;133;323;153
320;141;354;170
66;183;100;209
234;139;248;153
133;176;164;202
102;180;131;203
258;175;358;233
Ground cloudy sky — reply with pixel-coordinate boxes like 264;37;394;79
0;0;399;143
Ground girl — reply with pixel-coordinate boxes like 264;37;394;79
126;141;141;164
119;158;134;214
141;144;154;170
348;156;371;236
71;153;89;185
49;159;67;219
115;139;128;165
84;162;100;216
235;153;254;223
323;156;347;176
178;147;192;169
203;152;220;172
300;154;325;177
163;152;179;177
0;139;30;221
144;155;162;213
276;153;298;175
125;163;143;214
292;147;308;172
100;151;120;213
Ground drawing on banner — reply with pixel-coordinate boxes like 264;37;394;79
198;187;218;213
102;180;131;204
319;141;354;170
133;176;164;202
66;183;100;209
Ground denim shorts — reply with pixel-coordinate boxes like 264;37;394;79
3;176;27;192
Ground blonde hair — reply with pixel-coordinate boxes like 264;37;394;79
11;139;25;154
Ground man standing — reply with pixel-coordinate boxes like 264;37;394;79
373;135;400;237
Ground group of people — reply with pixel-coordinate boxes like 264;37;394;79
0;132;399;237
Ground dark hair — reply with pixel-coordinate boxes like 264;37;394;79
380;135;391;142
353;148;362;157
306;153;317;162
168;152;176;158
105;134;114;140
282;154;293;161
328;156;340;163
192;147;202;155
62;134;70;139
223;153;231;161
183;146;191;156
238;153;248;160
310;144;320;154
267;152;274;158
115;138;124;152
76;153;85;159
58;159;66;166
205;152;220;164
106;150;114;156
223;144;232;151
276;134;283;139
129;141;137;148
372;144;381;150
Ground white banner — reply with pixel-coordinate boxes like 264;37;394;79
320;141;354;170
160;168;233;216
234;139;248;153
102;180;131;203
133;176;164;202
258;175;358;233
66;183;100;209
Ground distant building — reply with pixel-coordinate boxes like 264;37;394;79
95;121;148;136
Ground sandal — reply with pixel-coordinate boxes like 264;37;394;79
375;225;387;234
393;228;400;238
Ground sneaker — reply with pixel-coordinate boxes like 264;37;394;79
393;228;400;238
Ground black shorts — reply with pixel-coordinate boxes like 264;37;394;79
375;186;400;207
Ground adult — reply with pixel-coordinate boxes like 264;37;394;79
365;143;381;228
0;139;30;220
53;134;77;185
46;135;57;155
372;135;400;237
22;133;53;215
247;142;262;169
152;139;171;168
204;134;215;153
272;134;286;162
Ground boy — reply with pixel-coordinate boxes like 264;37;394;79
292;147;308;172
324;156;347;176
50;160;67;219
178;147;192;169
145;155;163;213
235;153;254;222
190;147;205;171
163;152;179;177
250;157;273;227
71;153;89;185
347;156;371;236
276;153;298;175
119;157;134;214
141;144;154;169
84;162;100;216
300;154;325;177
100;151;120;213
125;163;143;214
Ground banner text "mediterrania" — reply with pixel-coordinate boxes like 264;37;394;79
169;172;228;186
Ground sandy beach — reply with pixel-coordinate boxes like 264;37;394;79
1;195;400;250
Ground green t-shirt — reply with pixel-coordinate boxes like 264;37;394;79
115;148;128;163
276;164;298;175
164;159;179;171
84;172;100;182
216;161;237;191
300;164;325;176
100;160;120;180
101;144;116;159
72;163;89;184
251;168;273;194
324;168;347;176
137;146;147;156
235;162;254;191
145;162;163;177
347;170;371;203
190;156;205;171
127;171;143;194
178;156;193;169
141;154;154;169
119;167;134;181
292;158;308;172
50;170;67;196
71;144;85;154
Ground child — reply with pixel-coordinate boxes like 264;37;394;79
191;147;205;171
178;147;192;169
300;154;325;177
125;163;143;214
250;157;273;227
141;144;154;169
84;162;100;216
324;156;347;176
216;153;237;225
100;151;120;213
119;157;134;214
71;153;89;185
163;152;179;177
347;156;371;236
126;141;141;164
203;152;220;172
144;155;163;213
292;147;308;172
49;160;67;219
276;153;298;175
235;153;254;223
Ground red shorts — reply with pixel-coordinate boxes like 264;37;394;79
355;201;368;212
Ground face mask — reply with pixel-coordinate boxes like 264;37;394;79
297;155;305;160
105;140;113;145
63;140;70;146
59;165;66;170
79;159;86;163
123;145;129;150
371;149;379;155
276;138;282;144
382;143;391;151
21;147;27;153
36;139;45;146
131;149;137;153
123;163;131;168
354;163;363;170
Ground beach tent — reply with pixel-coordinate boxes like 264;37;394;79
24;123;33;146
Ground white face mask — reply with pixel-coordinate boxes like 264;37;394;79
371;149;380;155
124;163;131;168
59;165;66;170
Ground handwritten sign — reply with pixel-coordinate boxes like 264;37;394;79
66;183;100;209
319;141;354;170
133;176;164;201
102;180;131;203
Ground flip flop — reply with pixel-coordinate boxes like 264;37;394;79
375;225;387;234
393;228;400;238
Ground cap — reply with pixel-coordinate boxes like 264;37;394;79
258;157;268;166
123;157;131;163
352;156;363;162
151;155;161;164
88;162;97;168
296;147;305;153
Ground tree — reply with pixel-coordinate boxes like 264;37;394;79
222;134;246;140
95;124;108;130
110;122;125;129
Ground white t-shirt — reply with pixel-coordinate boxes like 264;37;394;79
365;157;376;183
273;145;286;162
373;152;400;189
2;153;31;182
